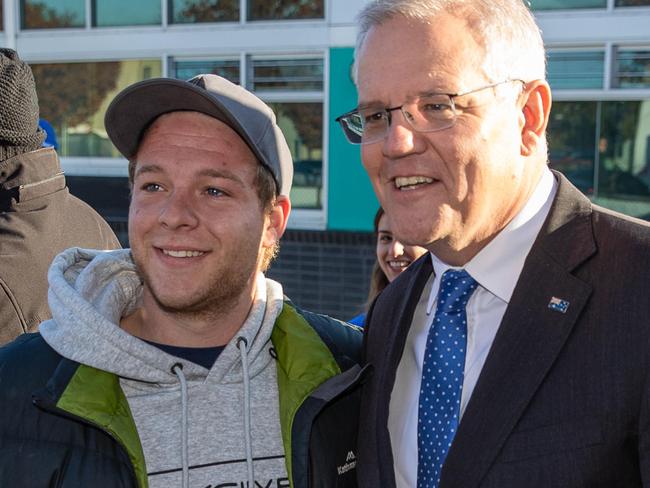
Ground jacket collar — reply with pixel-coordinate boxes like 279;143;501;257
32;357;148;488
0;147;62;189
0;148;65;209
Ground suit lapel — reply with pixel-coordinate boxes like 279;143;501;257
441;173;597;488
365;253;434;486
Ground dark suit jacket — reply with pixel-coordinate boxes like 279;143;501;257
358;172;650;487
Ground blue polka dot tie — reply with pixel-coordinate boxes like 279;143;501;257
417;269;478;488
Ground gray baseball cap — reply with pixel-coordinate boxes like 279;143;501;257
104;74;293;195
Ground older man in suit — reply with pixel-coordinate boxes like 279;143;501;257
335;0;650;487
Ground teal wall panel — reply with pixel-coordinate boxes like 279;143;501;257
328;47;378;232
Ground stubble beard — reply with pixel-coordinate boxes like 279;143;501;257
132;247;261;324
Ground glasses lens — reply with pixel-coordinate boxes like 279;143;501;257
337;94;458;145
358;108;389;145
338;113;363;144
410;95;455;131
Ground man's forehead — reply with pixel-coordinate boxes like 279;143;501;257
134;162;245;183
355;15;484;105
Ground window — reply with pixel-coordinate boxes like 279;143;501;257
547;51;605;89
19;0;326;28
249;58;323;91
598;101;650;202
613;49;650;88
21;0;85;28
92;0;161;27
269;102;323;209
248;0;324;20
547;100;650;219
31;59;162;157
615;0;650;5
529;0;605;10
248;56;324;209
169;0;239;24
172;59;240;84
548;102;597;195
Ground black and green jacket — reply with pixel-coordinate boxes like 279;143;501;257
0;302;366;488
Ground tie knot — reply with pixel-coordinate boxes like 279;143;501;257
437;269;478;313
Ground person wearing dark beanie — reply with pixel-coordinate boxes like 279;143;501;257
0;48;46;161
0;48;121;345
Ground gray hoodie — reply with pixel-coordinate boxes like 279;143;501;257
40;247;289;488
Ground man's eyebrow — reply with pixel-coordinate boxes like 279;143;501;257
357;100;383;111
358;89;456;110
134;164;245;185
134;164;163;178
197;168;245;185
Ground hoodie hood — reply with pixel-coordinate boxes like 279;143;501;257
40;247;284;386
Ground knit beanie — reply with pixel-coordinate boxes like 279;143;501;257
0;48;46;162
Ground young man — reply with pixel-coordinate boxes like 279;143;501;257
0;48;120;344
0;75;363;488
336;0;650;486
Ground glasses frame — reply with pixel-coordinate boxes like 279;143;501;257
335;79;525;145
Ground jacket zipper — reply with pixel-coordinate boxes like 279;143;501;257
295;364;371;488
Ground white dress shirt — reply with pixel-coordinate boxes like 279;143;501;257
388;168;558;488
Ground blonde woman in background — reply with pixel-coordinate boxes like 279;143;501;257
350;207;427;326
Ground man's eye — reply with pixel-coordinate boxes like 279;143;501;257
142;183;162;192
363;111;387;127
421;102;451;113
206;187;224;197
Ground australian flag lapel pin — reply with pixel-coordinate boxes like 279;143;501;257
548;296;570;314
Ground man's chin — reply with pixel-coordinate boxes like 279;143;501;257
394;226;440;250
149;288;219;314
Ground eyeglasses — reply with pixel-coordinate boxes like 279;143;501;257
335;79;525;145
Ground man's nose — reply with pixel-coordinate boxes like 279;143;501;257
158;190;199;229
382;110;419;158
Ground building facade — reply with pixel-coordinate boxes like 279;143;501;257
1;0;649;318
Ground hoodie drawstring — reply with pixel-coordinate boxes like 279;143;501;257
237;336;255;487
172;363;190;488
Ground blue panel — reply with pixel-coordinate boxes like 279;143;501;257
94;0;161;26
530;0;605;9
328;47;378;232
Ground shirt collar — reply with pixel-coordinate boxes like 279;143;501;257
428;167;557;311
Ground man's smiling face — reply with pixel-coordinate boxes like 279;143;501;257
356;14;533;264
128;111;275;319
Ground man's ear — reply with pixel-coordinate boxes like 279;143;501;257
519;79;552;157
263;195;291;248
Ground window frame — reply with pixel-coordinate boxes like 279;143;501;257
611;45;650;89
547;42;650;219
546;47;607;90
17;0;327;30
171;55;242;84
548;43;650;96
249;53;327;227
